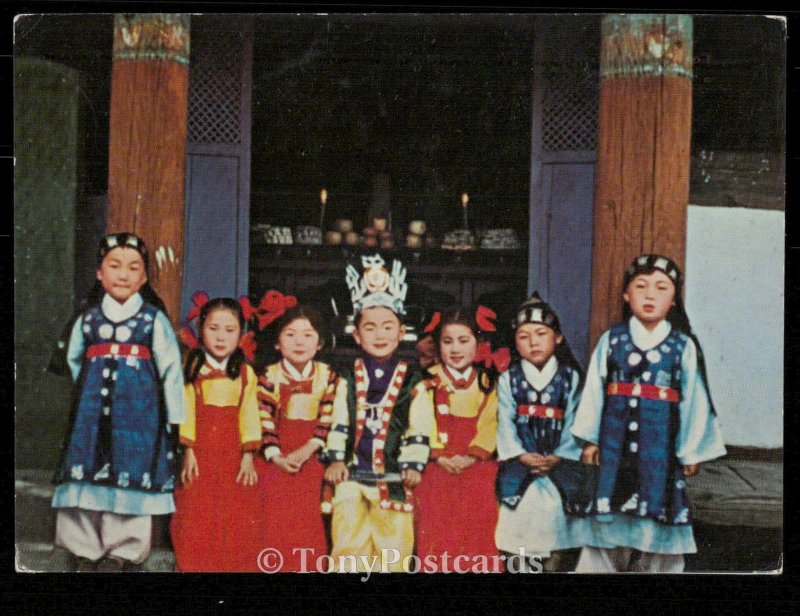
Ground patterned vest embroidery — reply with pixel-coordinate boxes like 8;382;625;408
508;359;571;455
593;322;691;526
353;359;416;512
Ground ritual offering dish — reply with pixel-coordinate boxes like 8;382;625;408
406;233;423;249
324;230;343;245
335;218;354;233
441;229;476;251
479;228;521;250
262;225;293;245
294;226;322;245
408;220;427;236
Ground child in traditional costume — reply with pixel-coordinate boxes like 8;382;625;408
413;306;507;573
51;233;184;572
322;254;435;573
170;297;263;572
258;304;337;572
495;293;590;572
571;254;727;573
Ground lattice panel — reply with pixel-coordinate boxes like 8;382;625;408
188;29;242;144
541;59;599;152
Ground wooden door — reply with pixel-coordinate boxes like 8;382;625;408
528;15;600;366
182;15;253;318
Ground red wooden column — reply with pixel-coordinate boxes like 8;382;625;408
107;14;190;325
589;14;693;347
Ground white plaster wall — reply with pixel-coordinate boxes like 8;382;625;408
685;205;784;448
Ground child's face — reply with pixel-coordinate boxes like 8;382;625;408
201;308;242;363
624;271;676;329
353;306;405;361
96;247;147;304
276;317;321;370
515;323;562;368
439;323;478;372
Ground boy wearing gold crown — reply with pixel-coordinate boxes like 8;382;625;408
322;255;434;572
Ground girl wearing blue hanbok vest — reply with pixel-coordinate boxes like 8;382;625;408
495;293;591;572
49;233;184;572
572;254;726;573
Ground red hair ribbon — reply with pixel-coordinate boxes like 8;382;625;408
239;296;257;322
255;290;298;330
423;311;441;334
178;325;200;350
475;305;497;332
475;342;511;373
186;291;210;322
239;331;257;363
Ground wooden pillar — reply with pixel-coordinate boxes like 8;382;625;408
589;14;693;348
107;14;190;325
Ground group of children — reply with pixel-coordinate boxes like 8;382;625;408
49;233;726;573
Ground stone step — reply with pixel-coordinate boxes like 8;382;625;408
15;542;175;573
686;460;782;528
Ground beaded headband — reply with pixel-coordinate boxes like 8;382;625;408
512;291;561;333
625;254;683;287
98;232;148;267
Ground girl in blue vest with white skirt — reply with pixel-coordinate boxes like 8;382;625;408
50;233;184;572
572;254;727;573
495;293;591;572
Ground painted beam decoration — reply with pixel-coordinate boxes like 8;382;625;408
600;14;692;79
113;13;190;65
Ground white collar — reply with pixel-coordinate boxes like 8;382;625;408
446;365;473;382
521;356;558;391
629;317;671;350
282;359;313;380
205;354;229;371
101;293;143;322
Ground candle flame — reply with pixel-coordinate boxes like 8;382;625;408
461;192;469;207
321;188;328;205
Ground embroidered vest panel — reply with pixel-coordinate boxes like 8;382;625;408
508;359;573;456
56;303;176;493
593;323;691;525
342;364;421;503
497;360;594;514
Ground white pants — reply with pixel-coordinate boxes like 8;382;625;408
54;508;152;563
575;546;685;573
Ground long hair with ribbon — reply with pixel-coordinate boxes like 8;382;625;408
241;290;300;371
180;295;252;384
423;304;510;393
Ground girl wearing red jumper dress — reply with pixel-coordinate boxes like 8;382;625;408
258;306;337;572
414;306;508;573
170;298;264;572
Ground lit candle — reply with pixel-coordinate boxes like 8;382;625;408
319;188;328;229
461;192;469;229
